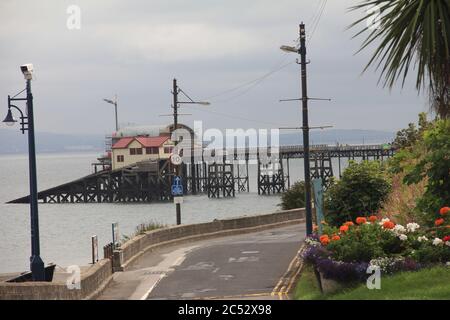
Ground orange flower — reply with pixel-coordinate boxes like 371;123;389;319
339;225;349;233
440;207;450;216
344;221;354;227
435;218;445;227
319;235;330;246
313;224;319;232
382;221;395;229
331;235;341;241
369;215;378;223
356;217;367;225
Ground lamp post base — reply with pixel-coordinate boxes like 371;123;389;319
30;255;45;281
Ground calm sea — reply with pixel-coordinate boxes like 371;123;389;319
0;152;354;273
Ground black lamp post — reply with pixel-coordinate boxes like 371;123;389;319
3;64;45;281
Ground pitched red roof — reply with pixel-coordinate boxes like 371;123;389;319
112;137;134;149
112;136;170;149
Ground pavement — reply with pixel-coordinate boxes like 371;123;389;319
98;223;306;300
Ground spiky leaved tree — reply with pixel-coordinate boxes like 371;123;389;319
350;0;450;118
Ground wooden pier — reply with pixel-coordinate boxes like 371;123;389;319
8;144;395;204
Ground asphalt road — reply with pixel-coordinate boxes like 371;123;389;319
98;223;305;300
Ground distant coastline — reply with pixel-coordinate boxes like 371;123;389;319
0;128;394;155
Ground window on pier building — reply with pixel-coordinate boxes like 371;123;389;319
164;146;174;154
130;148;143;155
117;155;124;162
146;147;159;155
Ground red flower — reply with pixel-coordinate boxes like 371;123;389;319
320;235;330;246
383;221;395;229
443;236;450;242
369;215;378;223
435;218;445;227
440;207;450;216
340;225;349;233
331;235;341;241
344;221;354;227
356;217;367;225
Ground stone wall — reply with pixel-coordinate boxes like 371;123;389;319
0;258;112;300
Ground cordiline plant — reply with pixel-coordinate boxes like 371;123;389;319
350;0;450;118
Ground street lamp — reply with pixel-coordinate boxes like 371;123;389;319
280;23;314;235
103;95;119;132
3;64;46;281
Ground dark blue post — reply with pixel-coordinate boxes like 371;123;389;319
26;79;45;281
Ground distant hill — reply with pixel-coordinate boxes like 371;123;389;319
280;129;395;146
0;128;105;154
0;128;395;155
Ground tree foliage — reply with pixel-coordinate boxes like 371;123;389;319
350;0;450;118
403;119;450;223
392;112;431;149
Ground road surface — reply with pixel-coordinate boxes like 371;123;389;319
98;223;305;300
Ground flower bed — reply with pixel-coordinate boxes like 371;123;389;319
303;207;450;285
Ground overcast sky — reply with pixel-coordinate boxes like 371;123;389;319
0;0;428;135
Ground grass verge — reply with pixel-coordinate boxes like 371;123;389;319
294;264;450;300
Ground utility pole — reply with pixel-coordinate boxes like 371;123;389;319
103;95;119;132
280;24;329;236
114;95;118;132
172;78;181;225
166;79;210;225
299;23;313;236
173;79;178;130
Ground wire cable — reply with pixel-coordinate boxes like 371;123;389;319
183;103;284;127
308;0;328;45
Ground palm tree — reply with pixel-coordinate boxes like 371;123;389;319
350;0;450;118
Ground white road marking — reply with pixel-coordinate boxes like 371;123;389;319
130;245;199;300
228;256;259;263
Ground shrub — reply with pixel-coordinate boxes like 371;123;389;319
403;120;450;225
279;181;306;210
324;161;391;226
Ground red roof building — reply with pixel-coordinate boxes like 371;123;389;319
112;136;170;149
111;135;174;170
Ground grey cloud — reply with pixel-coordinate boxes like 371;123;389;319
0;0;426;135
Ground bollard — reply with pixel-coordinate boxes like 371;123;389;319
91;235;98;264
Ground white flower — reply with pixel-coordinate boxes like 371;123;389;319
433;238;443;246
399;234;408;241
393;224;406;235
446;241;450;247
418;236;428;242
406;223;420;232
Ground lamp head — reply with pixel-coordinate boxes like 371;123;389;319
280;45;299;53
3;109;17;126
